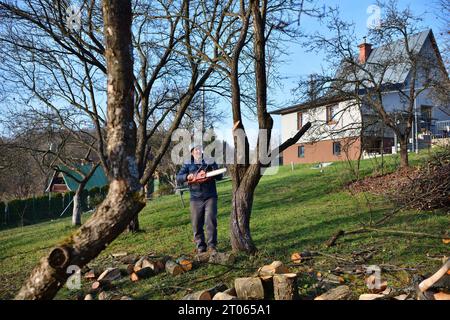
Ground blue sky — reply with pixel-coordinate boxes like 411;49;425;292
213;0;447;140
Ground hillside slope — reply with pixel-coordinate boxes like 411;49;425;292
0;153;448;300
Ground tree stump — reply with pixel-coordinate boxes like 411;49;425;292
273;273;298;300
235;277;265;300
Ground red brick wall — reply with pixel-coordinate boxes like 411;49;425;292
282;137;361;164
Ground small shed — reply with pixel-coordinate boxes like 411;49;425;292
46;164;108;193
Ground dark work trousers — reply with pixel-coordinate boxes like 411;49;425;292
190;197;218;250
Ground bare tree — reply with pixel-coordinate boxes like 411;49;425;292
186;0;319;253
15;0;146;300
0;0;225;231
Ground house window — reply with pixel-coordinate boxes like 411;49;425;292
420;105;433;132
333;142;341;156
298;145;305;158
326;105;338;124
297;112;303;130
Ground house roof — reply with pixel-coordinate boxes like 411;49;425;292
46;164;108;192
271;29;442;116
270;95;349;115
340;29;432;89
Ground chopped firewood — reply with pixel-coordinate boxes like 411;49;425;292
290;251;312;264
365;275;387;293
111;252;128;259
152;260;167;273
84;294;94;300
176;257;193;272
97;267;121;282
314;285;352;300
134;256;146;270
442;239;450;245
84;270;98;280
194;252;211;263
258;261;290;281
394;294;408;300
381;287;392;295
91;280;112;292
291;252;302;264
418;259;450;293
433;292;450;300
119;254;138;265
119;264;135;275
273;273;298;300
165;260;184;276
130;267;154;282
209;252;236;265
213;292;238;300
140;258;167;273
182;290;212;300
141;259;153;269
98;291;110;300
359;293;384;300
120;296;133;300
235;277;265;300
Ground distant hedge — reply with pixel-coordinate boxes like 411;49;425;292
1;186;109;228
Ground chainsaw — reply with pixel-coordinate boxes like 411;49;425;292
187;167;227;185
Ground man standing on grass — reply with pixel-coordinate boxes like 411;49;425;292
176;144;223;254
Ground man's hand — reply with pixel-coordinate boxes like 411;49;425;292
187;173;194;181
197;170;206;179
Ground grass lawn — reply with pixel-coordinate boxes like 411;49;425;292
0;151;448;300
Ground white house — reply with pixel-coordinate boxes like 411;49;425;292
271;29;450;164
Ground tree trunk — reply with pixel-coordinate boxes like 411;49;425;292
72;185;84;226
15;0;145;299
399;136;409;168
229;167;260;254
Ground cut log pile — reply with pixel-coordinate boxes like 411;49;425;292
78;250;449;301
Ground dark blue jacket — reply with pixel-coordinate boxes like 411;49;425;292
176;156;223;200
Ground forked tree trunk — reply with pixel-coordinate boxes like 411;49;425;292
229;164;261;254
15;0;144;299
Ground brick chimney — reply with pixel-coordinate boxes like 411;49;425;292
358;38;372;64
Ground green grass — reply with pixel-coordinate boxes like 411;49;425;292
0;151;448;300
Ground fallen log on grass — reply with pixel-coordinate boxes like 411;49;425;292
130;267;154;282
209;252;236;265
314;285;352;300
165;260;185;276
235;277;265;300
